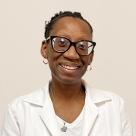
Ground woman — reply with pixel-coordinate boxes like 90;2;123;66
2;11;133;136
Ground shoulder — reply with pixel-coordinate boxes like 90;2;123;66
85;82;123;102
8;85;49;113
91;88;124;101
83;80;125;107
86;87;125;110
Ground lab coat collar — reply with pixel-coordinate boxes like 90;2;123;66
22;81;111;106
83;80;112;104
22;81;112;135
23;87;46;107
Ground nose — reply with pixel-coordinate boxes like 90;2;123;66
63;45;80;60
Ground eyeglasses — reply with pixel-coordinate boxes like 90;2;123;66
46;36;96;56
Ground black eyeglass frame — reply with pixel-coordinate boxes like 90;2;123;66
46;36;96;56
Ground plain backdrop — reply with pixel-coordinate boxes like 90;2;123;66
0;0;136;130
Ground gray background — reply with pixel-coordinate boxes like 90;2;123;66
0;0;136;131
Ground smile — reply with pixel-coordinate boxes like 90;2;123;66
59;64;80;70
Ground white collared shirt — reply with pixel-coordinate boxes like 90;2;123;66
1;81;134;136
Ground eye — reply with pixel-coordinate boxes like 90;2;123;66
77;41;88;50
56;37;69;47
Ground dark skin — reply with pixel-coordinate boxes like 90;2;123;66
41;17;94;123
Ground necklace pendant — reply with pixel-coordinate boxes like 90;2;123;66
61;123;67;132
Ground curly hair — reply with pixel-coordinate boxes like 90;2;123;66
44;11;93;39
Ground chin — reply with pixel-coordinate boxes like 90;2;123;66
56;74;83;85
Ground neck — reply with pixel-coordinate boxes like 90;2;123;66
49;79;85;124
49;79;85;101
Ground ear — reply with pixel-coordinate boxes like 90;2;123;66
88;52;94;65
41;40;48;59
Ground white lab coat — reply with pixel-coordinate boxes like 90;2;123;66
1;82;134;136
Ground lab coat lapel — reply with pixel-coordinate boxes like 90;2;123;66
82;100;98;136
23;83;60;135
39;106;60;135
39;84;60;135
81;83;112;136
81;85;99;136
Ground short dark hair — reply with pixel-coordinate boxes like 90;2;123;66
44;11;93;39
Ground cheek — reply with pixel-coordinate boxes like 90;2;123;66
82;56;91;66
47;50;61;68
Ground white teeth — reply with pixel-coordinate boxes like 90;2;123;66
61;65;78;70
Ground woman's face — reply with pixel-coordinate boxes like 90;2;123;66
41;17;94;84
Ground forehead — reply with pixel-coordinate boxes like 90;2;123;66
50;17;92;40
